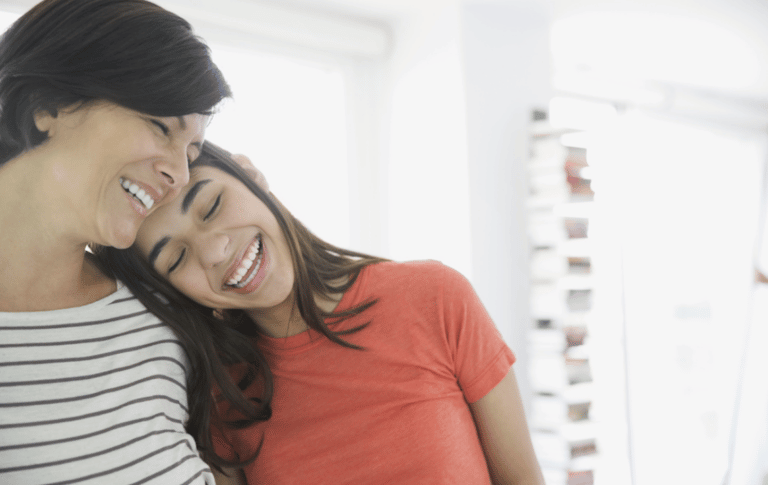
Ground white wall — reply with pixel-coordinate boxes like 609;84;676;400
383;2;472;279
461;0;553;412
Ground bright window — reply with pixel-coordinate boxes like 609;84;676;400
204;45;351;248
550;8;768;484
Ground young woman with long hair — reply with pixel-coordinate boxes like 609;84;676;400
97;142;545;484
0;0;231;483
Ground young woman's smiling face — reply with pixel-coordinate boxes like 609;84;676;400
135;164;295;313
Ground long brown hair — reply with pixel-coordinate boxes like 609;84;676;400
95;142;387;469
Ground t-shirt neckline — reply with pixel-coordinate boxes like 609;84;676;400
255;264;371;352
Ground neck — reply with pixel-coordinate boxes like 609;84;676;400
0;153;115;312
245;288;345;339
245;292;306;338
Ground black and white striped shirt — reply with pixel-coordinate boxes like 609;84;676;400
0;282;213;485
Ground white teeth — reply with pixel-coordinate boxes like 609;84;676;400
120;178;155;210
227;237;263;288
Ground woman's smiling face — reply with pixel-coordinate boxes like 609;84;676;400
34;101;208;248
134;164;295;313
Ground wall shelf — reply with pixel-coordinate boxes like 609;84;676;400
527;109;598;485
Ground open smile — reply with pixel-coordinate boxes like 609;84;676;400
120;177;156;210
225;235;265;290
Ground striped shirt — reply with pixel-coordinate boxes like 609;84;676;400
0;282;213;485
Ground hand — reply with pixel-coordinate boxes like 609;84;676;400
756;269;768;284
232;153;269;192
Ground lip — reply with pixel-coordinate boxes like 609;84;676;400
123;189;149;217
223;235;256;284
225;236;269;295
120;177;163;216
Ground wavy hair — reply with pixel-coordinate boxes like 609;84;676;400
95;142;387;469
0;0;231;165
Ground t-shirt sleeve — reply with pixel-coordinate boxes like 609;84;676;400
438;264;516;403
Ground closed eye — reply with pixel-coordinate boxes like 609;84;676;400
204;194;221;221
151;119;170;136
168;248;186;273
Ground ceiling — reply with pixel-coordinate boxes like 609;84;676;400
274;0;768;101
1;0;767;100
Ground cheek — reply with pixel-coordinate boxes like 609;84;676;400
173;268;218;305
98;125;146;161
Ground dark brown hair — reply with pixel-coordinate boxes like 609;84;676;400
95;142;387;469
0;0;231;165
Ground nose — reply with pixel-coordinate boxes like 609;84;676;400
155;150;191;194
195;231;230;269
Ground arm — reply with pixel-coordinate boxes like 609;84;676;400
469;368;545;485
212;466;247;485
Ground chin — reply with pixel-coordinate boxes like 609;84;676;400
106;227;139;250
109;239;136;250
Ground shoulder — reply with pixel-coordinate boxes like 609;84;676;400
110;281;151;308
362;260;472;296
365;259;446;280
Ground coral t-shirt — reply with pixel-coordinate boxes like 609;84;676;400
213;260;516;484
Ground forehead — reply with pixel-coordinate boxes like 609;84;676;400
133;166;219;251
183;113;210;135
137;164;231;231
187;163;234;186
164;113;209;150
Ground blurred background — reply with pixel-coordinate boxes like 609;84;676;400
2;0;767;483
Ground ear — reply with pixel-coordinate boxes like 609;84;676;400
232;153;269;192
33;109;57;134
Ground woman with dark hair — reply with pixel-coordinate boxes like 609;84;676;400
98;142;546;484
0;0;233;483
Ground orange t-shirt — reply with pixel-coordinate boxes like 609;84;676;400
213;260;516;484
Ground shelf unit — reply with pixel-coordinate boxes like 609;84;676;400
527;109;597;485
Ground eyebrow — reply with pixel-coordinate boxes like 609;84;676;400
181;179;212;215
148;236;171;268
147;178;212;268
